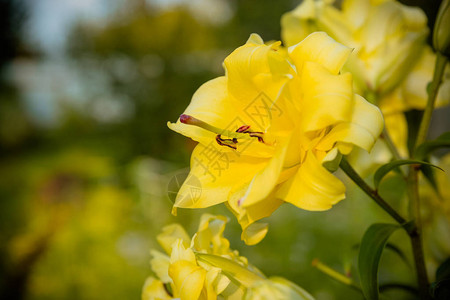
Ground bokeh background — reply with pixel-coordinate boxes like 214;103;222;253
0;0;445;299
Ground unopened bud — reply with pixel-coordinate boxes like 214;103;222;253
433;0;450;56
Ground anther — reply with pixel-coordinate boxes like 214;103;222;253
178;115;269;148
216;135;237;150
236;125;265;143
236;125;251;133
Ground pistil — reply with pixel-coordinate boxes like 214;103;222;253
180;114;253;140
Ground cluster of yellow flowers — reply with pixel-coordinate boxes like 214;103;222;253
166;0;449;246
144;0;450;297
142;214;314;300
282;0;449;158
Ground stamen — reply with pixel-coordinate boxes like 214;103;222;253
236;125;251;133
236;125;265;143
216;135;237;150
179;115;269;149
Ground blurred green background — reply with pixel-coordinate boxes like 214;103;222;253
0;0;445;299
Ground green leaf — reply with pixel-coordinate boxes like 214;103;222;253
358;223;400;300
379;283;418;294
405;110;423;156
432;258;450;299
415;132;450;160
385;243;410;268
421;163;442;198
374;159;443;189
352;243;410;268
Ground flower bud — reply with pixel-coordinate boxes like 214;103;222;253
433;0;450;56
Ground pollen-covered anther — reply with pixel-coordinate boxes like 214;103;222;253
236;125;251;133
236;125;265;143
216;135;238;150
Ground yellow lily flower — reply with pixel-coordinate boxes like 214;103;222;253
282;0;429;95
168;32;383;244
419;153;450;274
282;0;450;158
195;253;314;300
143;214;256;300
143;214;314;299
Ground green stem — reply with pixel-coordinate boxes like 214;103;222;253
406;166;430;300
406;51;448;299
414;52;448;149
339;157;407;225
340;158;429;298
312;259;361;292
381;128;403;161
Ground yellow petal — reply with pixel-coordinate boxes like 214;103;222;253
227;187;284;245
167;76;240;145
384;112;408;158
316;94;383;153
150;250;171;283
192;214;231;255
201;268;221;300
238;135;291;207
244;277;314;300
277;152;346;210
169;260;206;300
296;61;354;132
224;36;292;105
342;0;370;30
168;77;281;159
246;33;264;45
282;0;352;48
170;239;196;264
196;253;265;288
316;2;353;44
360;1;428;93
157;224;191;254
288;32;352;75
173;143;269;209
142;277;172;300
241;222;271;246
220;281;245;299
281;0;319;47
206;266;231;295
402;47;450;109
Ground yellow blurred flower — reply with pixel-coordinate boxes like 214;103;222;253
168;32;383;244
143;214;251;300
142;277;172;300
244;277;314;300
419;154;450;274
282;0;429;95
143;214;314;300
282;0;450;157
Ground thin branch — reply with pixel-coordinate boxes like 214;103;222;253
339;157;407;225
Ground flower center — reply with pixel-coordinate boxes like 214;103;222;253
180;114;267;149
